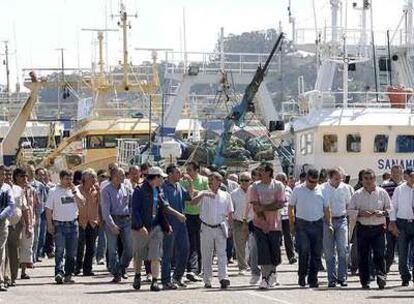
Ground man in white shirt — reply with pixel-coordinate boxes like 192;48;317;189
46;170;85;285
389;168;414;286
321;168;353;288
191;172;234;289
230;172;250;275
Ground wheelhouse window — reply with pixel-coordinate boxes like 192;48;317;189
396;135;414;153
104;135;118;148
300;133;313;155
374;135;388;153
346;134;361;153
323;134;338;153
86;136;104;149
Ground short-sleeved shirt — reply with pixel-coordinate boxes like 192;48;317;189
320;181;353;217
199;190;234;226
181;175;209;215
349;186;391;226
390;182;414;221
289;184;328;221
247;179;285;231
231;187;248;222
45;185;79;222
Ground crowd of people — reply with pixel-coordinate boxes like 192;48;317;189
0;161;413;292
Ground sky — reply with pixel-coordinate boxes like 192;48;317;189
0;0;408;89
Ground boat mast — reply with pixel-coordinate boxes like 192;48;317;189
1;41;10;95
113;2;137;90
406;0;413;45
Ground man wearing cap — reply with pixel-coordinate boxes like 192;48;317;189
0;166;15;291
389;168;414;286
191;172;234;289
101;166;133;283
131;166;186;292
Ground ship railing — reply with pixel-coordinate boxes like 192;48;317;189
163;50;279;75
295;27;401;46
300;90;414;114
0;92;30;104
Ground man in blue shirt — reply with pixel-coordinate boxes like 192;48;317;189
161;164;192;290
131;166;186;292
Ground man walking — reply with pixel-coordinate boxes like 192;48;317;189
321;168;353;287
381;165;403;272
131;166;186;292
248;164;286;289
389;168;414;286
181;161;208;282
0;166;15;291
349;169;391;289
101;166;133;283
289;169;332;288
191;172;233;289
161;164;192;289
75;169;100;276
46;170;85;284
275;172;296;265
231;172;251;275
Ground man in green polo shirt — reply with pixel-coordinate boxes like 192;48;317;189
180;161;208;282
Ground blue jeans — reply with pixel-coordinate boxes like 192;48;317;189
162;223;189;284
105;217;133;276
396;219;414;282
323;217;348;283
95;226;106;261
248;221;261;277
54;220;79;276
36;211;48;259
296;219;323;285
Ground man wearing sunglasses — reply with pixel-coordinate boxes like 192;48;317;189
349;169;391;290
289;169;332;288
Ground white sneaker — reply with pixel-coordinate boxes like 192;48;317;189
259;278;270;290
268;272;279;287
250;275;260;285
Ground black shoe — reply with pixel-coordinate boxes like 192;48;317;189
74;270;81;276
328;282;336;288
36;258;42;263
402;280;409;287
204;283;212;289
83;272;95;277
289;257;297;264
150;279;161;292
64;276;75;284
378;280;386;290
20;273;30;280
338;281;348;287
362;284;370;289
111;275;122;283
309;282;319;288
47;252;55;258
186;272;202;282
298;277;306;287
220;279;230;289
6;281;16;287
55;274;63;285
133;274;141;290
173;277;187;288
121;269;128;280
163;282;178;290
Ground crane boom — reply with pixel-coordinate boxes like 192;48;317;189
213;33;284;167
